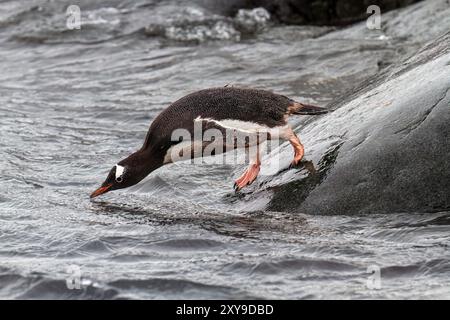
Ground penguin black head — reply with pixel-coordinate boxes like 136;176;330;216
90;164;133;198
90;149;164;199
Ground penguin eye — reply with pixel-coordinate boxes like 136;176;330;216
116;176;123;183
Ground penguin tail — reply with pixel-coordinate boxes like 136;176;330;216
289;102;330;115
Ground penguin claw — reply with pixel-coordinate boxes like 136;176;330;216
289;161;298;170
288;160;317;174
234;163;261;192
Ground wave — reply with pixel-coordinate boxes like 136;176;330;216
0;267;120;299
145;7;270;42
2;0;270;44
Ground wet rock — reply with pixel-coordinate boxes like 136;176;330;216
203;0;422;25
266;31;450;215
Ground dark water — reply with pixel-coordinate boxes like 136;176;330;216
1;0;450;299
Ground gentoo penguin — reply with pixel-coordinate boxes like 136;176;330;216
90;87;328;198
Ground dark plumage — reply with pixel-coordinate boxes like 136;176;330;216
143;87;294;150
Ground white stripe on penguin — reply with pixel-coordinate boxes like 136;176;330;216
115;164;125;179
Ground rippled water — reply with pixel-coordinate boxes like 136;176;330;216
1;0;450;299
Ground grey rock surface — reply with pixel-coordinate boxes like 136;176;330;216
204;0;422;25
267;32;450;214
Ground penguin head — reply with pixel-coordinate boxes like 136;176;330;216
90;163;134;198
90;149;164;199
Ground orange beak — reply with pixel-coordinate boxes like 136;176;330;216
90;184;113;199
